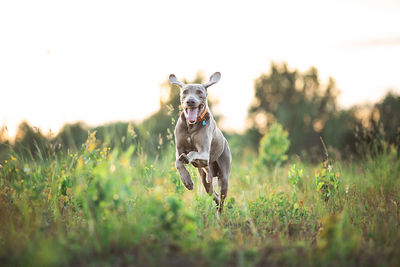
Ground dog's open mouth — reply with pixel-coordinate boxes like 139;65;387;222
185;104;204;124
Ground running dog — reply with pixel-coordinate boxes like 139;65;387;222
169;72;232;211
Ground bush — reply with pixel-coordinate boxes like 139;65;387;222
315;160;341;204
258;122;290;167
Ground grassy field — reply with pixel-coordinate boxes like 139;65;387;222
1;132;399;266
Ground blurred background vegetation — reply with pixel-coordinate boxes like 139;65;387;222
1;62;399;163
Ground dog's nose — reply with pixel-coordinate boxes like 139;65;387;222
186;98;195;106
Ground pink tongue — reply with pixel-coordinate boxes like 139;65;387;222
187;107;198;123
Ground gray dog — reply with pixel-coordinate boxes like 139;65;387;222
169;72;232;211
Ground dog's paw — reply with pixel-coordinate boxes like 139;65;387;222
182;177;194;190
184;180;194;190
191;158;208;168
180;171;194;190
179;153;190;164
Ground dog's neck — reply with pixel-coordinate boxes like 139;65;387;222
197;106;208;122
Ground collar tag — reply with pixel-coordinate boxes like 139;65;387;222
202;120;206;125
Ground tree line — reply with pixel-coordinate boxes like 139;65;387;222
1;63;399;162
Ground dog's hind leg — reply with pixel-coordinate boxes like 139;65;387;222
202;165;215;184
217;176;228;213
216;140;232;213
198;168;219;204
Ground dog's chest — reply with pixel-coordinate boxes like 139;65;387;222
181;133;196;152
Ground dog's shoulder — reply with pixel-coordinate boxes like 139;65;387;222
175;113;187;130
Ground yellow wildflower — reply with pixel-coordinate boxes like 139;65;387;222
121;158;129;167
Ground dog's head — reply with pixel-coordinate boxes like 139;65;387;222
169;72;221;124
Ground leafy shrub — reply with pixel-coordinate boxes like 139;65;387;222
288;164;304;209
151;195;199;244
288;164;303;191
249;191;311;227
315;160;341;203
258;122;290;167
250;165;310;225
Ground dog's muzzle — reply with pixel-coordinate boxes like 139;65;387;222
185;103;204;124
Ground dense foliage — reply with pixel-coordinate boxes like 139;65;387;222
1;133;399;266
248;62;400;160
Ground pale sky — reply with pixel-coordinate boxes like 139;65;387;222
1;0;400;138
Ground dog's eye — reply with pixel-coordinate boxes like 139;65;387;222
196;90;203;95
182;90;188;95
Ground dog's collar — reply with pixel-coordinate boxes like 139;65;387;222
184;106;209;127
197;106;208;123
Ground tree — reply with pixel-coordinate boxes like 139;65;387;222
248;62;340;156
54;122;88;151
13;122;49;159
371;91;400;146
0;126;10;161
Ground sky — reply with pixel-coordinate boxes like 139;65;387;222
1;0;400;138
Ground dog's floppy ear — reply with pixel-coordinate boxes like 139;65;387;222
169;74;185;88
203;72;221;89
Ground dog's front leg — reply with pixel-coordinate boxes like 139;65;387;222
187;138;212;182
181;151;212;184
187;150;210;167
175;147;194;190
175;159;194;190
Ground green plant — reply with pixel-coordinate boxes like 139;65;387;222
249;190;311;227
288;164;303;191
315;160;341;203
258;122;290;167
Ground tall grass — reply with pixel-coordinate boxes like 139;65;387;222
0;132;399;266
